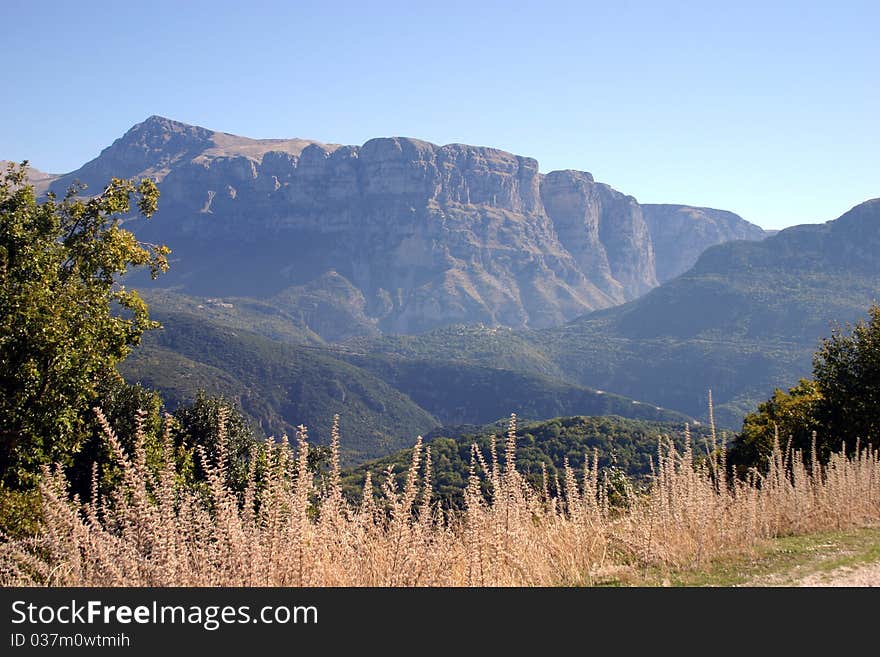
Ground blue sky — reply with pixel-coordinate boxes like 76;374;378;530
1;0;877;229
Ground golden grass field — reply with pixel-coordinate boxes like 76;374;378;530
2;412;879;586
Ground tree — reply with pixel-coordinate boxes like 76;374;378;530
0;162;168;489
68;371;166;499
729;304;880;473
171;392;258;494
728;378;823;474
813;303;880;452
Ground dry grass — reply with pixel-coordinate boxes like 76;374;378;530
2;412;879;587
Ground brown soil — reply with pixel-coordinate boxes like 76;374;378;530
795;561;880;587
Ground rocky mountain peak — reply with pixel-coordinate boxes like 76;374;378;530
41;116;773;333
123;115;214;149
541;170;656;299
47;116;215;193
110;115;214;174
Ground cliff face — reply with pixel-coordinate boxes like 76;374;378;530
544;198;880;428
541;170;656;301
45;116;748;333
641;204;766;282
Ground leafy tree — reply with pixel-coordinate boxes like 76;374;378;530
728;379;823;474
813;303;880;451
68;371;166;499
172;392;258;494
0;162;168;489
730;304;880;473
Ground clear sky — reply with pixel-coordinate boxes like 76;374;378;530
1;0;877;230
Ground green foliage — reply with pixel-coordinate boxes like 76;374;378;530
140;289;325;347
345;324;561;380
123;308;690;467
71;382;261;501
729;304;880;473
0;162;168;489
67;372;166;499
343;354;692;426
728;379;823;474
813;304;880;452
342;415;712;508
0;485;42;539
171;391;258;494
121;310;439;464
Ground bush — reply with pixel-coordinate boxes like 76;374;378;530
0;485;42;539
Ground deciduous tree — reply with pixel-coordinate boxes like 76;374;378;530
813;303;880;452
730;304;880;473
0;162;168;488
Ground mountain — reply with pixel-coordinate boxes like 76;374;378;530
42;116;751;334
18;117;876;447
120;310;439;464
268;271;381;341
47;117;337;193
641;204;766;282
351;199;880;428
538;198;880;426
1;160;58;195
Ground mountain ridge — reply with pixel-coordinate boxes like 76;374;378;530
642;204;767;282
347;197;879;427
121;307;694;464
521;198;880;426
33;116;765;334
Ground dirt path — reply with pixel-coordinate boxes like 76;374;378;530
794;560;880;587
652;527;880;587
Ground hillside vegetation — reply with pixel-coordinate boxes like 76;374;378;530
342;355;689;426
140;289;325;346
350;199;880;428
121;309;695;463
122;311;439;463
341;415;712;507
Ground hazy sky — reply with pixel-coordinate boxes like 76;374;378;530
2;0;877;229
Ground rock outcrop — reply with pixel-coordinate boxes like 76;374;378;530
43;116;756;333
641;204;766;282
541;170;656;300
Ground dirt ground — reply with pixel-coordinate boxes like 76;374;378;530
794;560;880;587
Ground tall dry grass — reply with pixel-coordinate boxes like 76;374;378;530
2;411;879;586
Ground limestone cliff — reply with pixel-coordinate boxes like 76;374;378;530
642;204;766;282
44;116;751;333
